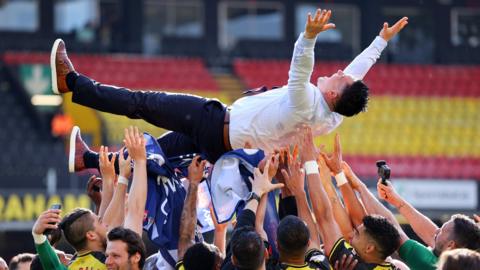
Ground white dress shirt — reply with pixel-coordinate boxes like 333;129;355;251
229;33;388;153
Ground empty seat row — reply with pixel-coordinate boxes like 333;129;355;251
2;52;219;91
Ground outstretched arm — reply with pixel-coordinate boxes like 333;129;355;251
320;134;367;228
178;156;206;260
378;180;438;247
97;146;116;219
355;180;409;245
344;17;408;80
288;9;335;109
255;154;279;241
101;147;131;230
282;148;320;249
123;127;148;236
298;128;342;255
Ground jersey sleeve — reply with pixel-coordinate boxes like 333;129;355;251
398;239;438;270
328;238;361;267
35;240;68;270
305;248;332;270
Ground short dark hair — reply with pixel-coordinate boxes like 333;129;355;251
184;243;220;270
30;256;43;270
334;80;369;117
59;208;94;251
9;253;35;270
438;248;480;270
451;214;480;250
363;215;400;260
277;215;309;257
107;227;146;269
230;226;265;270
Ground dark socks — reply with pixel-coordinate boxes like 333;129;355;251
83;151;120;174
66;72;79;91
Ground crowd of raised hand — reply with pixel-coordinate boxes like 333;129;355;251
0;125;476;270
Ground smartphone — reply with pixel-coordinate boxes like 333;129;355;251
44;204;62;235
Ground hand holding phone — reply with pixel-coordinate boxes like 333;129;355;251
44;204;62;235
376;160;391;185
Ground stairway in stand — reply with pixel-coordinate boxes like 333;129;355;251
212;71;245;103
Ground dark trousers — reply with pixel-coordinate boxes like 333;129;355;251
73;74;228;163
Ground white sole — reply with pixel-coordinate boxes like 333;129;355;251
69;126;80;173
50;39;62;95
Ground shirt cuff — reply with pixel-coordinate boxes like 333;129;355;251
373;36;388;51
299;32;317;49
32;232;47;245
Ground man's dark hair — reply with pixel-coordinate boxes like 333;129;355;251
108;227;146;269
450;214;480;250
363;215;400;260
334;80;369;117
9;253;35;270
277;215;309;258
30;255;44;270
230;226;265;270
59;208;94;251
184;242;220;270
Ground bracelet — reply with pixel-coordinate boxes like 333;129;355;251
334;171;348;186
304;160;319;175
118;176;129;186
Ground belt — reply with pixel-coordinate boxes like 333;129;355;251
223;109;232;151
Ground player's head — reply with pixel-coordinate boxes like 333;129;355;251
437;248;480;270
318;70;369;117
433;214;480;256
276;215;310;259
105;227;146;270
0;257;8;270
9;253;35;270
350;215;400;261
230;226;266;270
60;208;108;252
183;242;224;270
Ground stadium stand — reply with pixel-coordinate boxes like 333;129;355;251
0;64;70;189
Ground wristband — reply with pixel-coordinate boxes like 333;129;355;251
334;171;348;186
32;232;47;244
304;160;319;175
118;176;129;186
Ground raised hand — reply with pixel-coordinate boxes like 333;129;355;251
188;156;206;184
99;145;117;181
281;154;306;196
32;209;62;235
334;254;358;270
379;17;408;42
118;147;132;179
250;159;284;197
320;133;343;174
86;175;102;208
299;125;317;162
474;214;480;224
124;126;146;162
377;180;403;208
305;9;336;39
259;153;280;180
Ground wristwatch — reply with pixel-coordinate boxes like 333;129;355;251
245;192;261;203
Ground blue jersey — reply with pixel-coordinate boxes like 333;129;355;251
142;133;187;267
